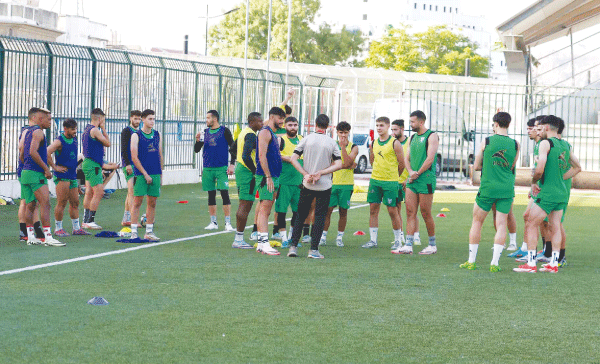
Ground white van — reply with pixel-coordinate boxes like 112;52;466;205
369;98;476;177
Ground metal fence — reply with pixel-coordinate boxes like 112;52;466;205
343;81;600;181
0;36;342;181
3;36;598;184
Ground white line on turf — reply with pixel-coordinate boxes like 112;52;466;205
0;203;370;276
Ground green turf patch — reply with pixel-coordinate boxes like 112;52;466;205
1;183;599;362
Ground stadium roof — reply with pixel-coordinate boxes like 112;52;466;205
497;0;600;48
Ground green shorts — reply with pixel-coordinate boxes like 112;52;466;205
475;193;514;214
329;185;353;209
134;174;162;197
256;175;280;201
407;174;436;195
545;203;568;223
53;176;78;189
534;196;567;215
202;166;229;191
235;164;256;201
397;183;405;203
20;170;47;204
123;166;135;182
367;179;399;207
275;184;301;213
82;159;103;187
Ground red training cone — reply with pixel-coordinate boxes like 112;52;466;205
436;213;447;218
353;231;365;236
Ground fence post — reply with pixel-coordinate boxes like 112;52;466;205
0;40;4;170
44;42;53;142
192;66;199;167
88;47;97;110
159;58;168;163
238;67;244;125
218;72;223;115
124;52;133;114
298;83;304;135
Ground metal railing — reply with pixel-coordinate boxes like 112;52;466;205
0;36;344;181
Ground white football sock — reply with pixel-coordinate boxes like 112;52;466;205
527;250;537;267
468;244;478;263
551;251;560;267
369;227;378;243
491;244;504;266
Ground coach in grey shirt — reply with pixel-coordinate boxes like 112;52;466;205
288;114;342;259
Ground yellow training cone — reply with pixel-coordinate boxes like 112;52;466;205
441;208;450;212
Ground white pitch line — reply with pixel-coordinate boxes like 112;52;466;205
0;203;370;276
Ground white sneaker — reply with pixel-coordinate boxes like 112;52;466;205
319;237;327;246
82;222;102;230
261;243;280;256
419;245;437;255
232;240;253;249
302;235;311;243
256;242;263;253
391;240;402;250
224;223;235;232
44;237;66;247
27;238;44;246
361;241;377;248
414;235;422;245
205;222;219;230
507;243;518;251
336;238;344;247
144;233;160;241
249;231;258;241
392;245;413;255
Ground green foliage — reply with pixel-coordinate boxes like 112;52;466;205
366;25;490;77
208;0;365;66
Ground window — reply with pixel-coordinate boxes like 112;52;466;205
450;7;452;12
500;61;503;67
423;4;426;10
364;0;368;2
414;2;417;9
363;14;367;20
444;6;446;12
456;8;458;13
435;5;438;11
429;5;432;10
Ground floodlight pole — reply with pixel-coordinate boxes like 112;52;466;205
200;6;240;56
242;0;250;120
205;5;209;56
285;0;292;88
264;0;273;114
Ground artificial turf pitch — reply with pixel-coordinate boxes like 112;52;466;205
1;183;599;363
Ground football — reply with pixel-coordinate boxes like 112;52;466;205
140;214;147;228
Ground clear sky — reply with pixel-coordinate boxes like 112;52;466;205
38;0;538;53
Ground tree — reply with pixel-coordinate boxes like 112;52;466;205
208;0;365;66
365;25;490;78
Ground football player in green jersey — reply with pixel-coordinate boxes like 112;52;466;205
514;116;581;273
460;112;519;272
397;111;439;255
